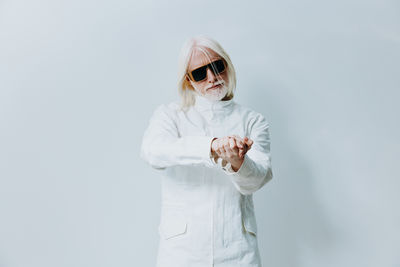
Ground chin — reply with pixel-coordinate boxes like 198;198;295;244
204;89;228;101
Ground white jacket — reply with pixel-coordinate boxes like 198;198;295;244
140;93;273;267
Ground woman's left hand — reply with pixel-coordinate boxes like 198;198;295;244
212;135;253;172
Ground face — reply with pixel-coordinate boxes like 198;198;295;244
186;47;229;101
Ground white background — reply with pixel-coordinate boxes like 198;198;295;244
1;0;399;266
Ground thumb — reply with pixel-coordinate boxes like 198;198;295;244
245;138;253;149
244;137;252;145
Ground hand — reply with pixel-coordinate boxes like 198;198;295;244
229;135;253;157
211;135;253;171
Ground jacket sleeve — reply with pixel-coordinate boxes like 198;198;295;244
140;104;216;170
222;113;273;195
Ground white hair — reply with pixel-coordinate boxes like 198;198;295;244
177;35;237;111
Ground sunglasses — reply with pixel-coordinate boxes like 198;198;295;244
187;59;227;82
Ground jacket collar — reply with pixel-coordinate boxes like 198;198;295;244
193;93;235;122
193;93;234;112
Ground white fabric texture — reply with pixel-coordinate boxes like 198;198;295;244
140;93;273;267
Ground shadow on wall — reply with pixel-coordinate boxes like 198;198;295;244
249;80;339;266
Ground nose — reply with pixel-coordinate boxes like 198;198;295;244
206;67;217;82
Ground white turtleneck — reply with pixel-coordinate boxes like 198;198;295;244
193;93;235;123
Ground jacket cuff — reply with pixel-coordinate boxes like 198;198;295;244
211;154;247;173
222;154;251;176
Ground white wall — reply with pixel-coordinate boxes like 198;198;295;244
1;0;399;266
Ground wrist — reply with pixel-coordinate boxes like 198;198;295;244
230;158;244;172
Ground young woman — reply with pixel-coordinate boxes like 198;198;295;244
140;35;273;267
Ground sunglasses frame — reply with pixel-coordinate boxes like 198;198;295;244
186;59;227;82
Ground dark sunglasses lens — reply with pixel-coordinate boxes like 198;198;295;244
212;60;226;74
190;60;226;82
191;66;207;82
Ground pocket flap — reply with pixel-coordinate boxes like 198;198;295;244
159;218;187;240
243;217;257;236
242;196;257;236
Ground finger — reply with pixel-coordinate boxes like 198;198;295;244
242;145;248;156
215;139;225;157
222;137;230;150
242;141;250;154
220;145;227;160
233;139;245;156
247;142;253;151
220;138;228;149
238;148;245;158
247;138;254;146
232;134;242;143
211;137;219;152
229;137;239;155
230;137;245;157
243;138;252;148
234;136;244;149
248;142;253;149
217;142;226;157
224;138;233;155
228;137;235;149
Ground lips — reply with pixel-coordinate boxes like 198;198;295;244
208;84;222;90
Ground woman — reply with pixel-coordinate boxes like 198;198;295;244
140;35;273;267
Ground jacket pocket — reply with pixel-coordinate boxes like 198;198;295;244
242;215;257;237
158;205;188;240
